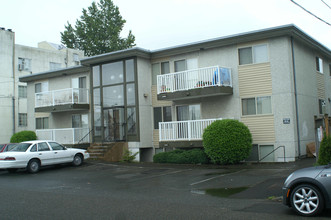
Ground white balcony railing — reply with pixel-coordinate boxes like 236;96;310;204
157;66;231;94
35;88;89;108
36;128;90;144
159;118;222;141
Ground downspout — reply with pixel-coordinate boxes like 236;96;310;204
290;37;301;157
12;31;16;135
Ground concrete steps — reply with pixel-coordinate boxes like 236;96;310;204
87;142;128;161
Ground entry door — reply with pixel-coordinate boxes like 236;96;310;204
103;108;125;141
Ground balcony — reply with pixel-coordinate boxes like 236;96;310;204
35;88;89;112
36;128;90;145
157;66;232;101
159;118;222;148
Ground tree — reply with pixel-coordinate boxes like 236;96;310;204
10;131;37;143
203;119;252;164
317;135;331;165
61;0;135;56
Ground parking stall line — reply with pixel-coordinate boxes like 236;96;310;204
190;169;246;186
127;169;192;183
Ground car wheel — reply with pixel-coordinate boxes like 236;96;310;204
290;184;324;217
27;159;40;173
72;154;83;166
7;168;18;173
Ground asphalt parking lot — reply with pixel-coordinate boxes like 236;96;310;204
0;157;330;219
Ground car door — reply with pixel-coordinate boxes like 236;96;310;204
37;142;54;165
316;166;331;201
48;142;72;163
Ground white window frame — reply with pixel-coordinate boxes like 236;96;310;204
316;57;323;74
176;103;201;121
241;96;272;116
18;57;32;71
18;85;27;98
18;113;27;127
238;44;269;65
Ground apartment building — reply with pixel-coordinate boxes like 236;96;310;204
0;28;84;143
20;24;331;162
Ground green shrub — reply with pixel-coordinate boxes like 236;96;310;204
121;149;139;163
317;135;331;165
10;130;37;143
153;149;209;164
203;119;252;164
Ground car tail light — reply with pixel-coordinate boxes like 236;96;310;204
4;157;16;161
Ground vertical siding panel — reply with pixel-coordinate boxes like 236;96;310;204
316;73;325;99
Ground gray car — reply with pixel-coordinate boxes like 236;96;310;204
282;163;331;216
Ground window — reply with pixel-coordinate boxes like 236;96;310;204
153;106;172;129
73;53;80;64
72;114;88;128
126;83;135;105
161;62;170;74
38;142;50;151
72;77;86;89
49;142;65;150
152;63;160;85
102;61;124;85
30;144;37;152
18;85;27;98
19;113;27;126
49;62;61;71
36;117;49;129
163;106;172;122
319;99;325;115
18;58;31;71
175;60;186;72
152;61;171;85
35;82;48;93
127;107;136;135
242;96;272;116
153;107;162;129
126;59;135;82
177;104;200;121
93;65;100;87
316;57;323;73
103;85;124;107
329;64;331;76
239;44;268;65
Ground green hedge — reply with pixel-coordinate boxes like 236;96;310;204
10;130;37;143
203;119;252;164
153;149;210;164
318;135;331;165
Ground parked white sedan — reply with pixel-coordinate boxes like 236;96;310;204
0;140;89;173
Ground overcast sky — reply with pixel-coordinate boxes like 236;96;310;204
1;0;330;51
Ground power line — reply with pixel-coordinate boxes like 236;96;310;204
321;0;331;10
290;0;331;26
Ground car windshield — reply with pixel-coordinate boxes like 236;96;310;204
10;143;32;152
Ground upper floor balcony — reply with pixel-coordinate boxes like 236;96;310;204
35;88;89;112
157;66;233;101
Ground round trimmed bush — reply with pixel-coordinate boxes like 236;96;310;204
203;119;252;164
317;135;331;165
10;130;37;143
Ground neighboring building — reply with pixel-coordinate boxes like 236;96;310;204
0;28;84;143
20;24;331;162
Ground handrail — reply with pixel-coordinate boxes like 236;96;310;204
258;145;286;162
78;127;93;144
